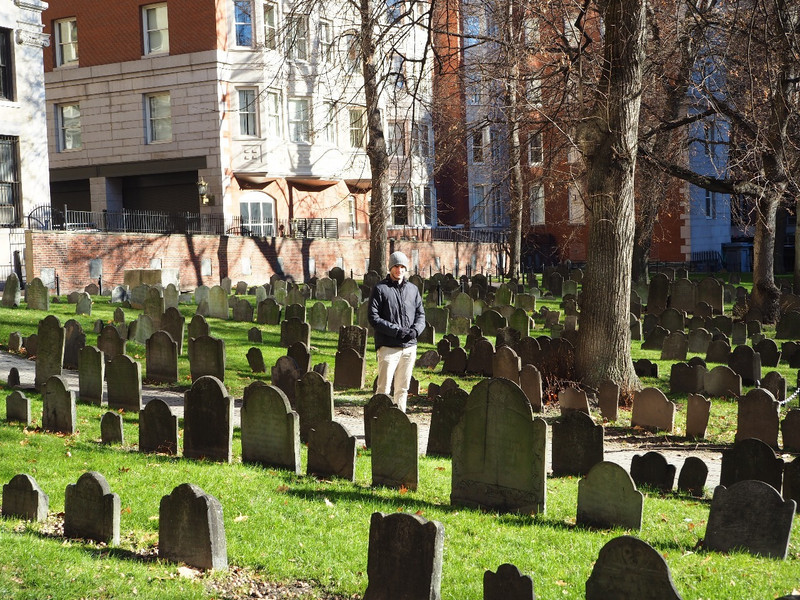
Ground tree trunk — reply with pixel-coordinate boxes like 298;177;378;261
504;0;523;280
751;196;781;322
575;0;645;391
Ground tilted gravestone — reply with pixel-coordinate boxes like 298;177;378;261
735;388;780;449
35;315;65;391
552;411;604;476
466;338;494;377
315;277;337;300
687;328;712;354
371;407;418;490
441;346;467;376
146;330;178;383
106;354;142;412
161;306;186;355
703;365;741;398
271;355;303;404
2;473;48;522
451;378;546;513
256;298;282;325
630;451;676;492
363;512;444;600
130;314;154;345
762;371;786;402
280;317;311;348
42;375;76;434
143;287;165;330
64;471;120;545
139;398;179;455
631;388;675;432
669;362;705;395
327;299;354;331
1;272;20;307
782;410;800;452
784;456;800;505
426;386;468;457
697;277;723;315
660;331;688;361
728;344;761;386
720;437;783;490
577;462;643;531
241;382;301;474
558;386;590;415
686;393;711;439
97;325;126;364
309;302;328;332
364;393;394;448
585;536;682;599
519;364;543;413
78;346;104;405
705;338;730;364
483;563;535;600
704;480;796;559
295;370;334;444
159;483;227;570
62;319;86;370
187;313;210;340
492;345;521;384
287;341;310;374
188;334;226;382
306;420;357;482
6;390;30;425
100;411;124;445
677;456;708;497
246;347;265;373
646;273;670;316
183;376;234;463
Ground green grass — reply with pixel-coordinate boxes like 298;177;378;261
0;292;797;599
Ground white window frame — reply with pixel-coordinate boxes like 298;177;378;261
391;186;409;226
265;90;281;138
142;3;169;55
412;122;430;158
56;103;82;152
414;186;434;225
489;128;500;163
347;194;357;234
240;193;276;237
319;20;333;63
526;77;542;106
263;1;278;50
54;18;78;67
467;73;482;105
237;88;259;137
530;184;545;225
288;97;310;143
387;121;405;156
705;189;717;219
321;100;336;144
524;15;539;46
471;127;486;164
528;132;543;165
348;107;365;148
233;0;254;47
286;14;309;61
389;53;406;90
568;184;585;224
471;184;487;226
145;92;172;143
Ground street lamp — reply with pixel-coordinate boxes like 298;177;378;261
197;178;211;205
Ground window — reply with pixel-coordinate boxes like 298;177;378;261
466;73;481;104
0;29;12;101
145;92;172;143
389;53;405;89
490;129;500;162
321;101;336;144
342;31;360;71
391;187;408;225
287;14;308;60
265;90;281;137
54;18;78;67
526;77;542;106
387;121;405;156
528;133;543;165
0;136;20;225
263;2;277;50
288;98;310;142
568;184;584;224
347;195;357;234
564;13;581;49
319;21;333;62
471;185;487;226
530;184;545;225
143;4;169;55
471;128;485;163
234;0;253;47
524;16;539;46
415;186;433;225
387;0;404;23
464;15;480;47
238;88;258;136
57;103;82;151
705;189;717;219
240;195;275;236
349;107;365;148
411;122;430;158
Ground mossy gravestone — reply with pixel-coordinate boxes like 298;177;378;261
240;382;300;475
183;376;233;463
2;473;48;522
64;471;120;545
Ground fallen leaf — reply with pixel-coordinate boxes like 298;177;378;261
276;485;289;493
324;498;334;507
177;566;198;579
234;514;248;522
399;485;408;495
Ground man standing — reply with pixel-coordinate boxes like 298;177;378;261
367;251;426;412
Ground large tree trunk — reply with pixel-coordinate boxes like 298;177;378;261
504;0;523;280
575;0;645;391
751;196;781;322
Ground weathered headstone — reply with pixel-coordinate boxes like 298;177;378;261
161;306;186;355
677;456;708;497
78;345;105;405
106;354;142;412
426;386;468;457
631;387;675;432
41;375;76;434
720;437;783;490
64;471;120;545
145;330;178;383
295;370;334;443
307;420;357;481
1;272;20;307
483;563;535;600
207;285;229;319
25;277;49;311
728;344;761;386
735;388;780;448
241;382;301;474
364;393;394;448
630;451;676;492
270;355;302;404
552;411;604;476
781;409;800;452
280;317;311;348
371;407;418;490
139;398;179;454
100;411;124;445
686;393;711;439
2;473;48;522
188;335;226;382
35;315;65;391
577;462;643;531
669;362;705;395
703;365;741;398
183;376;234;462
6;390;30;424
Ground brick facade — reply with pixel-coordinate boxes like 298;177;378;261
25;231;500;292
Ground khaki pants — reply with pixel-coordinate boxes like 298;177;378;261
375;345;417;412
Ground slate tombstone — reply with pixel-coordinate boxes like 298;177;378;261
466;338;494;377
60;319;86;371
585;536;683;600
35;315;65;391
661;331;688;361
687;328;712;354
762;370;786;403
735;387;780;448
100;411;124;445
782;410;800;452
307;420;357;481
441;346;467;375
187;313;210;340
483;563;535;600
753;337;780;368
577;462;643;531
426;386;468;457
631;387;675;432
139;398;179;454
704;480;796;560
647;272;670;315
25;277;49;311
338;277;360;300
240;382;301;474
711;314;732;336
63;471;120;545
1;272;20;307
669;362;705;395
728;344;761;386
159;483;227;570
281;317;311;348
106;354;143;411
2;473;48;522
677;456;708;497
315;276;337;300
143;287;165;330
364;393;394;448
449;291;474;319
633;358;658;378
159;306;185;355
630;451;676;492
284;302;306;322
784;456;800;505
642;313;658;338
41;375;76;434
309;301;328;331
551;411;604;476
257;298;282;325
597;380;619;421
518;364;543;413
558;386;590;415
188;334;226;381
7;331;21;353
77;345;105;405
163;283;179;310
110;285;129;304
670;278;696;313
475;309;507;337
720;437;783;490
698;277;724;314
220;277;232;294
145;330;178;383
363;512;444;600
451;378;547;513
246;347;265;372
424;307;449;336
295;370;334;443
776;310;800;339
287;341;311;374
371;407;418;490
659;307;685;333
6;390;30;425
705;339;730;364
207;285;229;319
703;365;741;397
183;376;234;462
130;314;155;345
694;301;712;319
731;322;747;346
492;345;521;384
686;393;711;439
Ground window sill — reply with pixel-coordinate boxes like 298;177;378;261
54;63;80;69
147;139;173;145
141;52;170;59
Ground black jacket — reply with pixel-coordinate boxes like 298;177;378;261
368;275;426;349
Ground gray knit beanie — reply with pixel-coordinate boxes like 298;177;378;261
388;251;410;269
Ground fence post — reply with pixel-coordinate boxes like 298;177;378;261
55;273;60;296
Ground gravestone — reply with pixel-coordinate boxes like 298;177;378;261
328;299;354;331
41;375;76;434
164;283;179;310
1;272;20;307
492;346;521;384
161;306;186;355
519;364;543;413
25;277;49;311
130;314;155;345
483;563;535;600
187;314;210;340
659;308;685;333
551;411;604;476
284;302;306;322
442;347;467;375
754;338;780;368
686;393;711;439
633;358;658;378
670;278;696;313
703;365;741;398
762;370;786;403
257;298;282;325
309;302;328;331
585;536;682;600
35;315;65;391
246;347;265;372
660;331;688;361
364;393;395;448
371;407;418;490
698;277;724;314
287;341;311;374
677;456;708;497
784;456;800;505
183;376;234;463
630;451;676;491
159;483;227;570
143;287;165;330
669;362;705;395
466;338;494;377
280;317;311;348
728;344;761;386
188;335;226;382
475;309;507;337
782;410;800;452
241;382;301;474
687;328;712;354
307;420;357;481
425;307;449;335
106;355;142;412
8;331;21;353
60;319;84;370
139;398;179;454
146;330;178;383
647;273;670;315
426;387;468;457
416;350;441;369
295;371;334;443
315;277;337;300
735;388;779;448
776;310;800;339
598;380;619;421
207;285;229;319
77;346;104;405
558;387;590;415
731;322;747;346
2;473;48;522
631;387;675;432
720;437;783;490
363;512;444;600
64;471;120;545
704;480;796;559
100;411;124;445
451;378;546;513
6;390;30;425
577;462;643;531
271;355;303;404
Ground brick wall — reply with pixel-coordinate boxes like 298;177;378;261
25;231;501;292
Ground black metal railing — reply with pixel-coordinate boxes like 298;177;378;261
690;250;723;272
